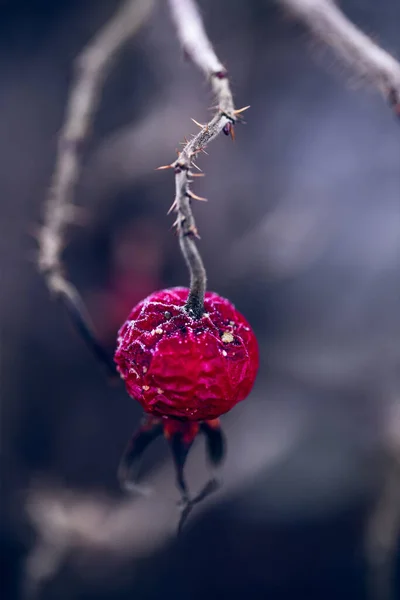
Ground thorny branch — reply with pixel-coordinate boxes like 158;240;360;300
162;0;400;318
160;0;249;319
37;0;400;358
37;0;155;374
280;0;400;115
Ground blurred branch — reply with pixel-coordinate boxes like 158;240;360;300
279;0;400;114
159;0;247;317
366;400;400;600
37;0;155;375
25;397;304;594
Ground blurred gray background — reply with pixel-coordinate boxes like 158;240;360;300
1;1;399;599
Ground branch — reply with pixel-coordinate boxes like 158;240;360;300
366;400;400;600
161;0;248;318
37;0;155;374
279;0;400;114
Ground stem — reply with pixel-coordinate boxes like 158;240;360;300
166;0;241;318
180;228;206;319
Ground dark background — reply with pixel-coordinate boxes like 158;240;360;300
1;1;399;599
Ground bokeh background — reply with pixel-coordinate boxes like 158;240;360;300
1;0;400;599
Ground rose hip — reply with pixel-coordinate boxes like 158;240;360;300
114;287;258;421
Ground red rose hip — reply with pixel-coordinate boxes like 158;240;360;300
115;287;258;529
114;287;259;421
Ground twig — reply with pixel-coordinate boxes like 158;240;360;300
161;0;249;318
37;0;155;374
279;0;400;114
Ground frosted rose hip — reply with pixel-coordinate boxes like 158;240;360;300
114;287;258;420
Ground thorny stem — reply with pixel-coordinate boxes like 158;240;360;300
37;0;155;373
280;0;400;114
165;0;244;319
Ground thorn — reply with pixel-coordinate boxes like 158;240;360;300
172;214;184;228
167;200;178;215
230;125;235;141
188;172;205;178
188;225;200;239
191;161;202;172
190;147;208;158
188;191;207;202
233;105;250;115
191;118;204;128
175;149;180;156
156;164;173;170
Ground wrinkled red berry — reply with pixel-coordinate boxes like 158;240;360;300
114;287;259;421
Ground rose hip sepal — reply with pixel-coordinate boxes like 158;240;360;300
114;287;259;421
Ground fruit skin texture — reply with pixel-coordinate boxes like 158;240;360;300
114;287;259;421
